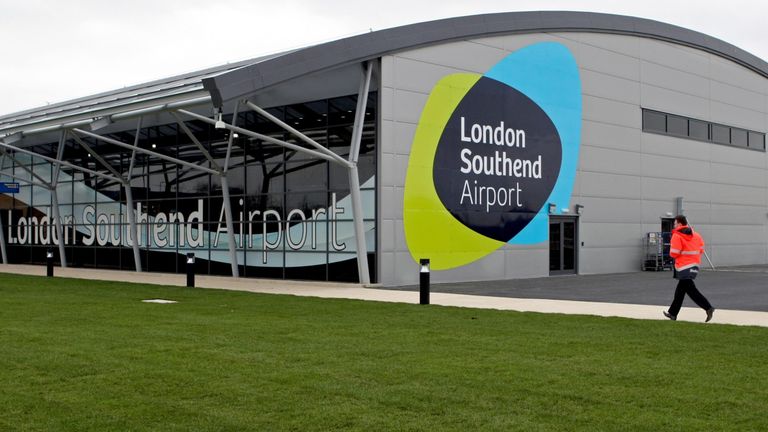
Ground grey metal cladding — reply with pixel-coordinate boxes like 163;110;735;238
205;11;768;104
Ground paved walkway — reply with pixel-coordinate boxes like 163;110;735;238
1;264;767;327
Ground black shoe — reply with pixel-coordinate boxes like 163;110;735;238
706;308;715;323
663;311;676;321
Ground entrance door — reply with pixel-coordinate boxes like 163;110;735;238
549;217;577;275
661;218;674;233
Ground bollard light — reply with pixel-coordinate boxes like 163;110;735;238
46;248;54;277
186;253;195;287
419;258;430;305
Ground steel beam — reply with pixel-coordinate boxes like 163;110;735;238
245;101;349;167
220;175;239;277
349;62;373;164
126;118;143;272
0;141;122;184
51;131;68;267
348;164;370;284
71;128;218;176
170;111;221;172
0;209;7;264
1;150;52;187
50;191;67;267
224;101;240;172
176;109;348;166
345;62;374;285
0;94;211;138
51;131;67;185
0;167;50;188
69;132;124;180
221;101;241;277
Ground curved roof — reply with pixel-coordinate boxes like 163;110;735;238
204;10;768;106
3;11;768;137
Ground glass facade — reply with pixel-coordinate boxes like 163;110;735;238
0;93;377;282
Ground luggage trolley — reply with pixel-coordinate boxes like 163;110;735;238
642;231;672;271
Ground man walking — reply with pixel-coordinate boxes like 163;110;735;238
663;215;715;322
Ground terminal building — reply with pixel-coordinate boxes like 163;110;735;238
0;11;767;286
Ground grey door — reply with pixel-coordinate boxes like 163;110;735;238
549;217;577;275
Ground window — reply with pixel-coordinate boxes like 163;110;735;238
712;124;730;145
689;119;708;140
641;108;764;152
731;128;748;147
749;132;765;150
667;115;687;136
643;110;666;133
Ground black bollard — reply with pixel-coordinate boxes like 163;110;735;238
419;258;430;305
46;248;54;277
186;253;195;287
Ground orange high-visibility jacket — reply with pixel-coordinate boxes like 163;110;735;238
669;225;704;270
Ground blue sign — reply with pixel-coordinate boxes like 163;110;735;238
0;182;20;193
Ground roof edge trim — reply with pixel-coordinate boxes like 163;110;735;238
205;11;768;103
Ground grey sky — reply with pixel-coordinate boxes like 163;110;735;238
1;0;766;115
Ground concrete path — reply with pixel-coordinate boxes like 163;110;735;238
1;264;767;328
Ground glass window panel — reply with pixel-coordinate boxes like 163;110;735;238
175;169;210;197
286;192;328;215
327;253;359;282
287;101;327;130
361;189;376;220
749;132;765;150
666;115;687;136
642;110;666;133
731;128;748;147
689;119;708;140
285;160;327;192
284;258;328;281
358;155;376;188
549;222;561;271
95;182;121;202
95;202;122;219
358;123;377;156
329;221;356;252
211;157;246;195
72;180;96;204
244;193;284;217
32;163;51;186
55;183;75;205
328;95;356;126
244;250;284;268
285;251;328;268
712;124;730;145
284;222;325;252
563;221;576;271
328;125;353;157
246;161;284;195
146;157;177;197
248;139;285;165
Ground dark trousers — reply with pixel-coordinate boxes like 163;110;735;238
668;279;712;316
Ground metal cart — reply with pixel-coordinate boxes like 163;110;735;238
642;231;672;271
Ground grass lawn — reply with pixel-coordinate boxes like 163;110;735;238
1;273;767;431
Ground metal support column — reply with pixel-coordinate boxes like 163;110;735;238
220;175;239;277
51;131;68;267
347;62;373;285
220;102;240;277
0;210;7;264
348;165;369;284
0;152;10;263
126;118;143;271
50;192;67;267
